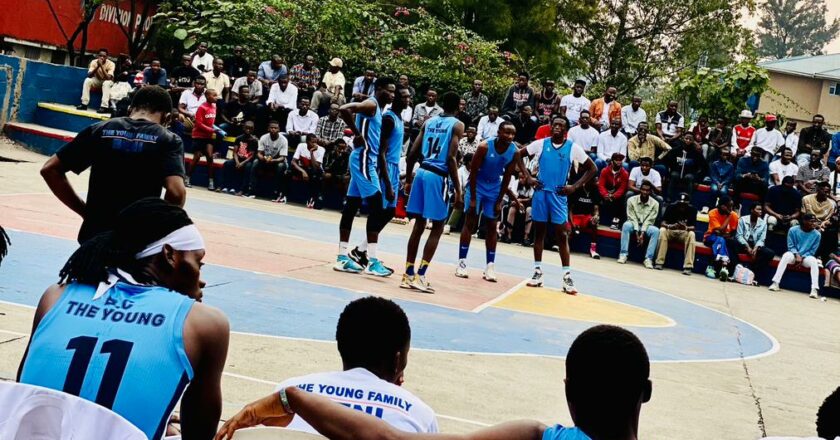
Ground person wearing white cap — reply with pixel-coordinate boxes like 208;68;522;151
731;109;756;158
322;57;346;100
17;198;230;440
750;114;785;161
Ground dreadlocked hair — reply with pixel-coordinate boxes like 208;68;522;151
58;198;194;286
0;225;10;267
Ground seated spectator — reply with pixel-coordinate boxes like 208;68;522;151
626;121;670;174
708;148;735;207
796;149;831;195
750;114;785;160
595;118;628;171
689;115;710;152
598;152;630;229
620;95;646;137
511;105;537;144
765;176;802;232
769;213;822;298
627;157;662;200
245;121;288;200
230;70;263;104
501;72;536;118
220;85;259;136
535;79;561;120
735;203;775;282
534;114;552;140
286;98;319;148
257;55;288;96
221;121;258;194
169;54;201;103
322;139;351;196
707;117;731;161
289;55;321;98
315;103;348;147
176;77;207;137
456;98;472;128
322;57;346;100
77;48;115;113
107;56;137;113
783;120;800;158
703;196;740;280
265;76;298;129
569;179;601;259
224;45;249;80
398;74;416;99
567;110;599;161
476;106;501;141
802;181;838;261
589;86;621;132
412;89;443;137
444;152;472;236
733;147;770;206
559;78;590;127
203;58;231;102
501;173;534;246
141;59;168;88
310;82;332;117
617;180;660;268
462;79;489;124
768;147;798;186
190;41;214;73
654;192;696;274
186;89;222;190
797;114;832;169
291;134;326;209
458;126;480;157
655;100;684;142
352;69;376;102
661;132;707;202
731;110;756;159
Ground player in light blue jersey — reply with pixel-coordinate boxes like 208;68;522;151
455;121;527;282
521;116;596;293
335;78;396;277
401;92;465;292
18;198;229;440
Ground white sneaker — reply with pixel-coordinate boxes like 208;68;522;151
455;260;469;278
643;258;654;269
810;289;819;299
526;269;544;287
562;272;577;295
443;224;451;235
483;263;497;282
617;255;627;264
410;275;435;293
768;282;780;292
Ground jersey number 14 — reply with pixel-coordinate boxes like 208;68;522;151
63;336;134;409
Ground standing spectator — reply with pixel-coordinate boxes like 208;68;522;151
462;79;488;123
141;60;168;88
351;69;376;102
169;55;201;101
617;180;660;268
221;121;258;194
708;148;735;207
731;110;756;158
621;96;646;137
315;103;348;146
733;147;770;206
627;157;663;199
735;203;775;282
476;106;502;141
598;152;630;229
501;173;534;245
567;110;600;161
589;86;621;132
77;48;115;113
829;125;840;170
768;147;798;186
501;72;536;118
511;105;538;144
190;42;214;73
750;114;785;160
654;192;696;274
322;58;346;99
285;98;319;148
559;78;590;126
221;85;259;136
707;117;731;161
661;133;707;202
245;121;288;199
398;74;416;99
595;118;628;171
291;134;326;208
176;77;207;135
311;82;337;117
455;99;472;128
764;176;802;232
225;45;249;80
203;58;231;101
769;214;822;298
265;76;298;129
185;89;222;190
783;120;800;161
412;89;443;133
569;179;601;259
796;149;831;195
289;55;321;98
257;55;288;97
655;100;684;142
230;70;262;103
458;126;480;157
627;122;671;173
703;197;740;280
798;114;832;166
535;79;561;119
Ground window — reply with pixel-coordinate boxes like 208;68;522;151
831;82;840;96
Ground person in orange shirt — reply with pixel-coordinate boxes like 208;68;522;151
703;196;740;280
589;86;621;132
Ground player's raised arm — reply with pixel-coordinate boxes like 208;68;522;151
339;99;377;148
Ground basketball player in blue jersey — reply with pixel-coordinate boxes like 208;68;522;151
401;92;465;292
335;77;396;277
522;116;596;293
17;198;230;440
348;85;411;271
455;121;526;282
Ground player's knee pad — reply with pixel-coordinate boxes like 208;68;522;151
340;197;362;230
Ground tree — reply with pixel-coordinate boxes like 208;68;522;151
44;0;104;66
110;0;161;60
756;0;840;60
672;61;769;120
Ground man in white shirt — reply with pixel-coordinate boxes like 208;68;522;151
783;120;800;161
769;147;799;186
176;77;206;134
596;118;628;171
190;42;214;73
750;114;785;161
655;101;684;142
621;96;647;137
285;98;319;148
627;157;662;196
266;76;299;130
476;106;502;141
291;134;328;208
566;110;599;160
559;78;590;127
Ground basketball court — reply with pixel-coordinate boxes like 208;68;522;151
0;140;838;439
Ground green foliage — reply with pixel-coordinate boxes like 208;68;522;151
756;0;840;59
672;62;769;120
155;0;516;98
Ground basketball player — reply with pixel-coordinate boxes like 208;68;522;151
334;77;396;277
17;198;229;440
455;121;523;282
349;85;412;271
0;225;8;267
401;92;465;293
522;116;596;293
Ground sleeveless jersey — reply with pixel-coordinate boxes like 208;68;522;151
538;138;574;191
421;116;458;174
20;282;195;440
355;97;382;159
384;110;404;165
474;138;516;194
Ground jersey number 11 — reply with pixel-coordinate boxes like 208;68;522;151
63;336;134;409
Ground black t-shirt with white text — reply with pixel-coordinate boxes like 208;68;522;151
569;187;601;216
170;65;200;88
56;117;185;242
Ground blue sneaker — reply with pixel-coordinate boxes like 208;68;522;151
364;258;392;277
333;255;363;273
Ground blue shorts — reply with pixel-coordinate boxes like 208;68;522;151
381;162;400;209
347;148;380;199
464;188;498;219
531;190;568;225
407;168;449;221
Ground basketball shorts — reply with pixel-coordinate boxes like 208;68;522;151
381;162;401;209
347;148;380;199
464;187;498;219
406;168;449;221
532;190;568;225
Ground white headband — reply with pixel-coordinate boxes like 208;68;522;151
135;224;205;259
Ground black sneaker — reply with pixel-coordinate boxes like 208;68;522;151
522;238;532;247
76;104;88;110
97;107;112;114
349;247;369;267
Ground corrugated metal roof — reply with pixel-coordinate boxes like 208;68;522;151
759;53;840;80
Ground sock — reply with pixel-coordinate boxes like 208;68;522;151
359;239;368;252
534;261;542;271
563;266;571;275
459;244;470;260
405;262;415;276
418;260;430;276
459;258;466;266
368;243;377;259
339;242;348;256
486;249;496;264
590;242;597;250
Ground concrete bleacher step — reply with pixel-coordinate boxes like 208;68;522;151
4;122;75;155
35;102;109;133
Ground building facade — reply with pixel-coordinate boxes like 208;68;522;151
757;54;840;128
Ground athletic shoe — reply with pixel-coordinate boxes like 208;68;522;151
522;238;532;247
617;254;627;264
700;206;709;214
364;258;392;277
410;275;435;293
333;255;363;273
562;272;577;295
443;224;451;235
348;247;369;267
810;289;820;299
246;193;256;199
610;218;620;230
274;195;287;204
455;260;469;278
705;266;717;279
97;107;111;114
399;274;415;289
208;179;215;191
768;282;780;291
643;258;654;269
654;264;664;270
185;177;192;188
682;268;692;276
719;267;729;282
483;263;497;282
76;104;88;110
589;244;600;259
526;269;544;287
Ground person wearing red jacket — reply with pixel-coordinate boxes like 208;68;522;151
187;88;223;190
598;152;629;229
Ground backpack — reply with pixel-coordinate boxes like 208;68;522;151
733;264;757;286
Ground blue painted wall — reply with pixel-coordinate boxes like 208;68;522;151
0;55;22;124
